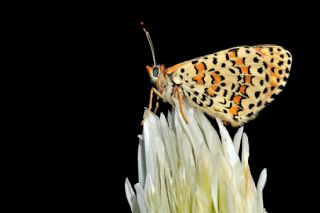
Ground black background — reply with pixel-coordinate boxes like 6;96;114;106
46;2;319;212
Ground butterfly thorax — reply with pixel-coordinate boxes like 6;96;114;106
158;73;175;104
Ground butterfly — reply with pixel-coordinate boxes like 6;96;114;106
141;23;292;127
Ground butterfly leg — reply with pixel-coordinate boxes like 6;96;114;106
141;87;163;125
175;86;189;124
149;87;163;112
154;94;163;114
153;73;166;114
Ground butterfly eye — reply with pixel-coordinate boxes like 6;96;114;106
152;67;159;77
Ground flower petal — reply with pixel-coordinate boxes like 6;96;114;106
233;126;244;154
126;100;267;213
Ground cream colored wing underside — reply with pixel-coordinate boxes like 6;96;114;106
171;45;292;126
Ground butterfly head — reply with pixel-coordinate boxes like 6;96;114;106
146;64;165;84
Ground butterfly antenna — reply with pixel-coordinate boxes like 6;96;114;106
141;22;156;66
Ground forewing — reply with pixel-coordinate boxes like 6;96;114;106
171;45;292;126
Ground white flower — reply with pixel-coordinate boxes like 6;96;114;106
125;100;268;213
